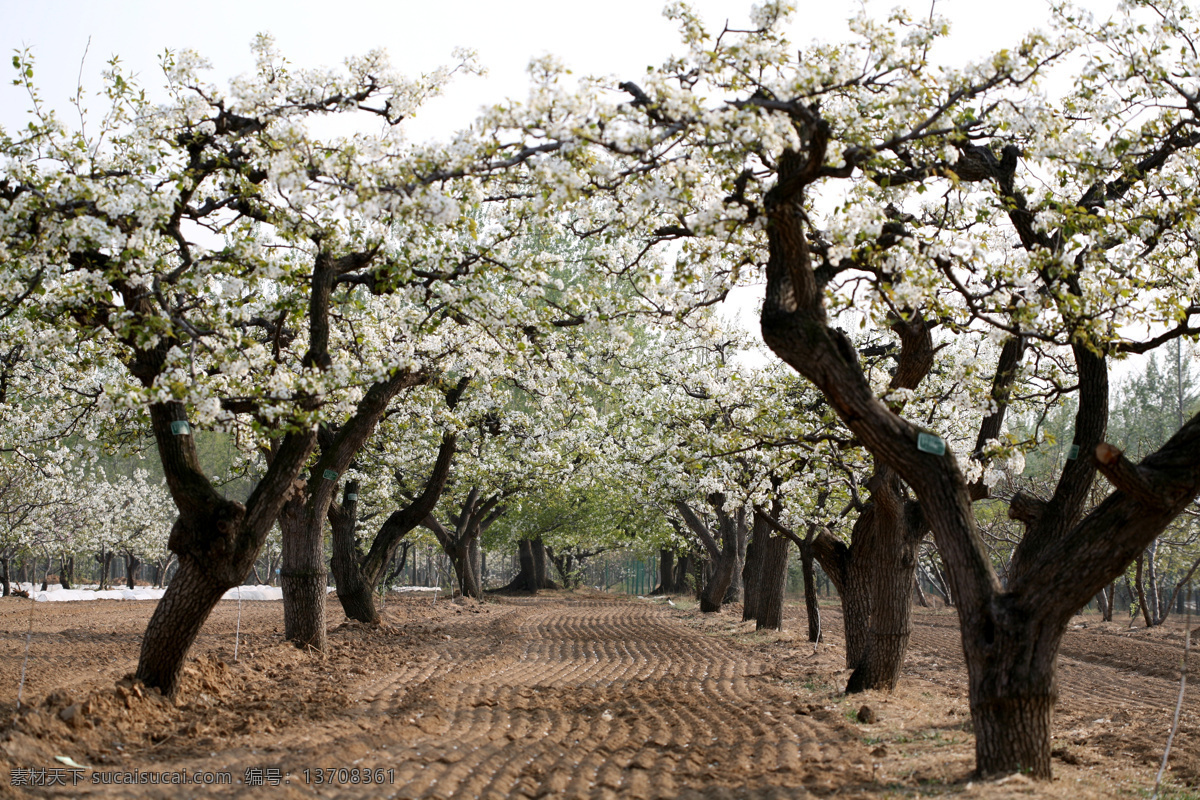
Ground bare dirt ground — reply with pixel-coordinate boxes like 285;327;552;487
0;592;1194;799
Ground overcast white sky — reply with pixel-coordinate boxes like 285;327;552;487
0;0;1112;142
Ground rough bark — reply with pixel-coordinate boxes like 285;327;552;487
135;400;316;696
279;490;326;650
329;414;461;623
424;487;505;600
501;536;558;593
800;534;822;642
755;524;791;631
676;497;745;613
742;518;767;622
329;481;377;624
653;549;675;595
281;366;432;647
757;124;1200;776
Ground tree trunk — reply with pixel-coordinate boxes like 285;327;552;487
124;552;141;590
135;556;238;696
446;536;483;598
914;574;929;608
1135;552;1153;628
846;531;919;693
279;493;327;651
508;539;538;593
654;549;675;595
701;550;736;612
329;482;379;624
331;428;460;622
742;520;766;622
963;606;1062;778
1146;540;1162;624
724;513;748;605
755;529;790;631
677;499;745;613
60;555;73;590
95;549;114;591
800;538;821;642
532;536;557;589
1095;586;1110;620
0;557;9;596
502;537;555;592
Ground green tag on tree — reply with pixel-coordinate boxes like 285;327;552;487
323;469;338;481
170;421;191;436
1067;444;1080;460
916;432;946;455
346;493;358;502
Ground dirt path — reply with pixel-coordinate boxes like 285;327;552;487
203;598;872;799
1;594;1195;798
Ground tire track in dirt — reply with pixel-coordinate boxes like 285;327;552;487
209;598;869;799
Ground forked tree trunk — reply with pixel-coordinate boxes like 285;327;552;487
677;497;746;613
330;424;460;624
0;557;10;596
757;133;1200;775
280;368;436;646
425;487;505;600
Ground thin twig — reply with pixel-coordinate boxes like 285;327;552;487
234;586;243;662
1153;586;1193;798
16;589;35;710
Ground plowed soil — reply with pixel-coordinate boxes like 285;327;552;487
0;593;1195;799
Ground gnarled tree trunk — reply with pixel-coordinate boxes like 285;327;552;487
501;536;558;593
425;487;505;600
136;401;315;697
676;496;746;613
757;130;1200;777
329;416;461;623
